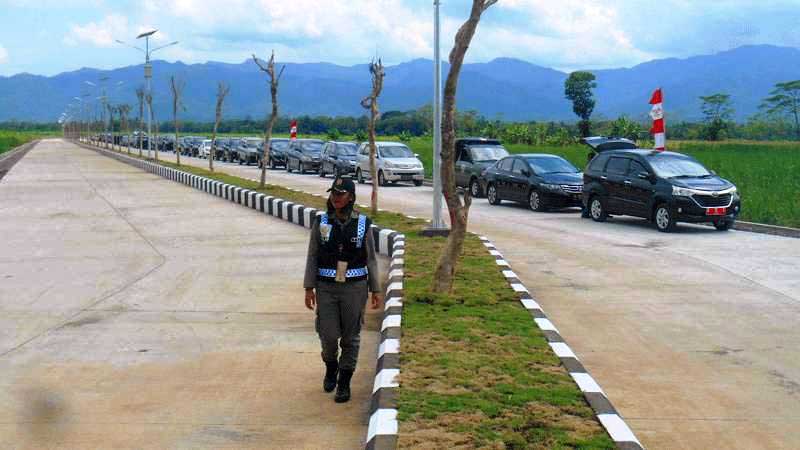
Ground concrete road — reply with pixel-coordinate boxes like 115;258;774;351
0;140;382;450
160;149;800;449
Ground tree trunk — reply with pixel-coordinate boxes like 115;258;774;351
793;97;800;141
361;60;385;216
254;52;285;189
210;82;230;172
432;0;496;293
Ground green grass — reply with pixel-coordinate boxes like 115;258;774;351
0;130;50;156
98;144;613;448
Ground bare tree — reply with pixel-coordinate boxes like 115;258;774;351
209;82;231;172
433;0;497;293
253;51;286;188
360;60;385;216
118;104;131;154
136;87;145;157
106;103;115;150
170;77;186;166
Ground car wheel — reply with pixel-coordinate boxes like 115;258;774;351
589;196;608;222
357;168;365;184
413;179;423;187
300;162;306;174
470;178;483;197
529;190;547;212
714;219;733;231
487;184;501;205
655;203;677;232
319;165;326;177
238;158;243;165
286;160;292;172
378;170;387;186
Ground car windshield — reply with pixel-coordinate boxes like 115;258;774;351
525;156;579;174
338;143;358;155
272;140;289;150
245;139;263;148
469;145;509;162
379;145;414;158
301;141;324;154
648;155;711;178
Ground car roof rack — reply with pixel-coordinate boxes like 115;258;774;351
580;136;638;152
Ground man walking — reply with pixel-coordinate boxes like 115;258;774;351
304;177;381;403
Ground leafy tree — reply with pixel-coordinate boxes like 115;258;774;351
760;80;800;140
564;71;597;137
354;129;367;142
398;130;412;142
610;116;642;141
326;127;342;141
699;93;734;141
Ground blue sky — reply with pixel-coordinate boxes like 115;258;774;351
2;0;800;77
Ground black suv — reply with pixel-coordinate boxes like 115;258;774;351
286;139;325;173
581;137;741;232
264;138;291;169
455;137;509;197
319;141;359;178
484;154;583;211
235;137;263;165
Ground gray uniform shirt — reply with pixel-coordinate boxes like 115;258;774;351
304;211;380;293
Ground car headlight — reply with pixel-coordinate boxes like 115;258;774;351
349;160;357;165
384;161;395;168
301;155;310;161
672;186;696;197
541;183;562;192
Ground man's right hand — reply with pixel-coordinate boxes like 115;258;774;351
304;289;316;310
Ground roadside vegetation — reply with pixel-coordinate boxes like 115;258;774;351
96;143;614;448
0;130;49;156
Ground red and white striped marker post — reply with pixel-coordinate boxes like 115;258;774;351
290;120;298;141
649;88;665;151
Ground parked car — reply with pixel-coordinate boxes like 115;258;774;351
212;137;229;160
235;137;264;165
264;138;291;169
198;139;213;159
286;139;325;173
355;141;425;186
581;136;741;232
484;154;583;211
319;141;359;178
455;137;509;197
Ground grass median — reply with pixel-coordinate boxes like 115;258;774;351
0;131;49;156
99;145;615;448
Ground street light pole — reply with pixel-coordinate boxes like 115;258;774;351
117;32;178;159
424;0;448;236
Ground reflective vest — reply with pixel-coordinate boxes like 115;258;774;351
317;213;369;282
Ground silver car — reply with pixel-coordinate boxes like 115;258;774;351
355;142;424;186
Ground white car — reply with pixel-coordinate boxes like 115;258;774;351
355;142;425;186
198;139;213;159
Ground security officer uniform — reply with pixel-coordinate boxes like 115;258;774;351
304;177;379;403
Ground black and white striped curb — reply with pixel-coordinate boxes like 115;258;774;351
479;236;644;450
82;143;404;450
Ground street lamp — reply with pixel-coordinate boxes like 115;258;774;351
84;81;96;142
116;31;179;158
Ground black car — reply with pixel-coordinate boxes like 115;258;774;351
286;139;325;173
581;137;741;232
484;154;583;211
319;141;359;178
212;137;228;160
264;138;291;169
235;137;263;165
455;137;509;197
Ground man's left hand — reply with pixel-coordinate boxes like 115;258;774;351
370;292;382;309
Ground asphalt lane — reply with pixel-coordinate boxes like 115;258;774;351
0;140;382;449
157;148;800;449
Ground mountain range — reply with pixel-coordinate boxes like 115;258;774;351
1;45;799;123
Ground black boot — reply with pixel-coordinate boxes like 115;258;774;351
323;361;338;393
334;369;353;403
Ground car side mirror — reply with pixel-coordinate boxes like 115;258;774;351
414;153;420;158
637;171;653;181
522;169;531;177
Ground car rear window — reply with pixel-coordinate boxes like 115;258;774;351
606;157;630;175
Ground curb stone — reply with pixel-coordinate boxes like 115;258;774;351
79;142;402;450
479;235;644;450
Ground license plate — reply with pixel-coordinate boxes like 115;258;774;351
706;207;727;216
400;175;413;181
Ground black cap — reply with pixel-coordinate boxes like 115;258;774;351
327;177;356;195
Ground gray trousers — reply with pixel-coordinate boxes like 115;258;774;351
315;280;368;371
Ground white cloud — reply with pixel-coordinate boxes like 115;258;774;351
63;14;130;47
0;45;7;64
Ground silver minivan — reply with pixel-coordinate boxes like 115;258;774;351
355;142;425;186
